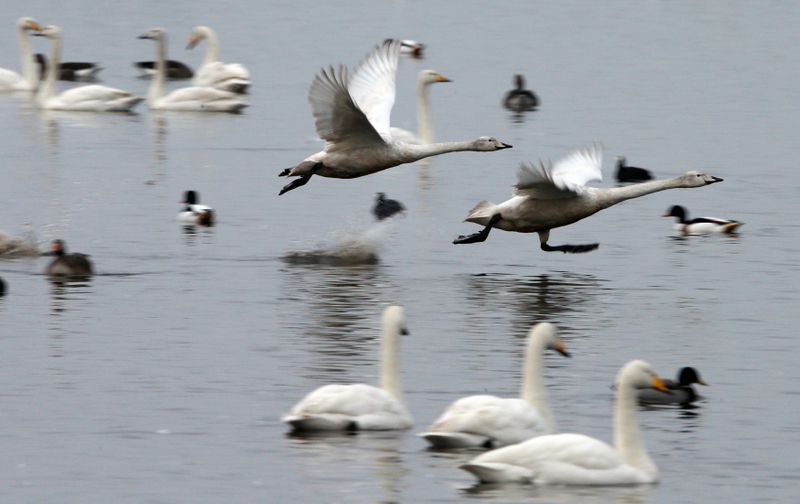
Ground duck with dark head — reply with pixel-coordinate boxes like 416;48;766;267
44;239;93;277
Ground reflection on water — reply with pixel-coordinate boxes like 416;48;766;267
181;224;215;246
48;275;93;317
464;271;611;333
462;481;654;504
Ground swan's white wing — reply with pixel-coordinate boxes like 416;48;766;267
195;61;250;85
308;64;385;147
57;84;136;104
0;68;22;88
515;144;603;199
166;86;239;103
347;39;401;140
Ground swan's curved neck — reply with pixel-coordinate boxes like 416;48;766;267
38;35;60;103
594;177;687;210
201;29;219;65
18;25;36;87
416;81;434;144
148;36;167;103
379;325;403;403
399;141;481;163
520;337;555;430
614;383;656;478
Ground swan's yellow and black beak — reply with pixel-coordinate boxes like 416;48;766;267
651;375;670;393
435;74;451;83
186;36;200;50
29;22;42;31
709;175;724;184
554;340;570;358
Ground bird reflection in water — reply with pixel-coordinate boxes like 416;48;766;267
462;479;653;504
48;274;92;316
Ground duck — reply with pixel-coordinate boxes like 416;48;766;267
282;305;413;431
615;156;653;182
385;38;425;57
0;17;41;92
389;69;451;145
0;276;6;296
44;239;93;277
34;53;101;82
177;190;215;226
137;28;247;112
187;26;250;94
503;74;539;112
33;26;142;112
133;59;193;79
278;40;511;195
419;322;570;450
453;144;723;253
373;192;405;221
461;360;670;485
663;205;742;235
637;367;708;405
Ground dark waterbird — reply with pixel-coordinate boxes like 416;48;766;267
663;205;742;235
133;59;194;79
503;74;539;112
373;193;406;220
638;366;708;405
615;156;653;182
35;53;102;81
43;239;93;277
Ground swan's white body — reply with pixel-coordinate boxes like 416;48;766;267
461;360;668;486
390;69;450;145
35;26;142;112
279;40;510;194
0;17;40;92
419;322;569;449
139;28;247;113
282;306;413;431
457;144;723;251
188;26;250;94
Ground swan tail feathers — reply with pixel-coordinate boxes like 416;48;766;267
282;414;357;432
464;200;497;222
419;431;492;449
460;462;534;483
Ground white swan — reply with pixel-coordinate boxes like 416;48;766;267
461;359;669;485
390;69;450;145
187;26;250;94
278;40;511;195
453;144;723;252
33;26;142;112
0;17;41;91
138;28;247;113
282;305;413;431
419;322;569;449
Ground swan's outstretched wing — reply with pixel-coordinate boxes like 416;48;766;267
308;64;385;148
515;144;603;199
347;39;401;141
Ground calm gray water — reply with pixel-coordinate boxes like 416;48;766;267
1;1;799;502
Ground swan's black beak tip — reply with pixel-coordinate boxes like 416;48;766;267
501;143;513;149
711;176;724;183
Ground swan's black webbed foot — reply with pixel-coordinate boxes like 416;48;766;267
453;214;501;245
279;168;291;177
541;242;600;254
279;175;312;195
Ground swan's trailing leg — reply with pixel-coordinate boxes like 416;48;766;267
279;162;322;195
453;214;501;244
538;230;598;254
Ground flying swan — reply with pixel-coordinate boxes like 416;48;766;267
453;144;723;253
461;359;669;485
33;26;142;112
282;305;413;431
419;322;570;449
278;39;511;195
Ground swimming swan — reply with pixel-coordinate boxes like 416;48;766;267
138;28;247;113
419;322;569;449
282;305;413;431
390;69;450;145
33;26;142;112
663;205;742;235
0;17;41;92
278;40;511;195
453;144;723;253
187;26;250;94
461;359;669;485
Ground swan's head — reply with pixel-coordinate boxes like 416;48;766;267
514;74;526;90
679;171;723;187
17;17;41;32
138;28;166;41
187;26;213;49
530;322;570;357
662;205;687;220
418;69;451;85
32;25;62;40
473;136;513;151
617;360;670;394
182;190;200;205
678;367;708;386
382;305;409;336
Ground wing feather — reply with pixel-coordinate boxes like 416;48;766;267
347;39;401;140
515;144;604;199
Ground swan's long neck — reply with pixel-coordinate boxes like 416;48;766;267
17;25;36;88
399;141;481;163
38;35;60;103
201;29;219;65
614;381;657;478
520;337;554;430
148;35;167;103
594;177;687;211
379;323;403;403
416;81;434;144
